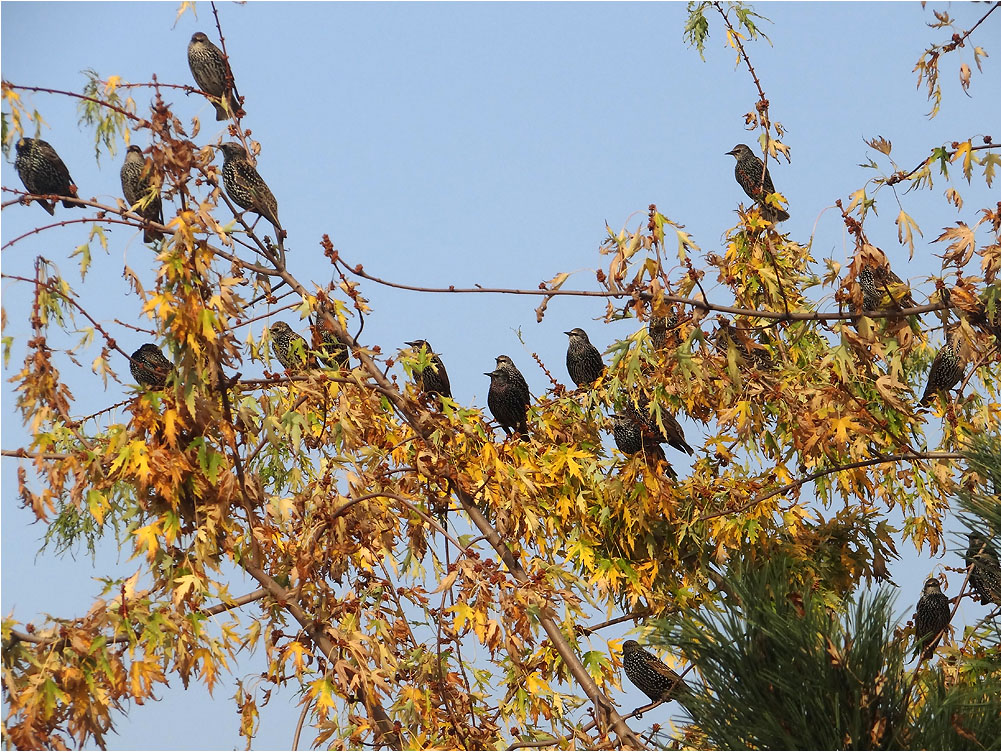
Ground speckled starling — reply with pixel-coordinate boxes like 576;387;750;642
858;264;913;311
312;301;350;370
622;640;691;706
218;142;282;237
406;340;452;399
270;321;316;371
485;359;530;438
187;31;240;121
627;394;693;456
966;533;1001;607
715;320;774;371
919;332;965;406
726;143;789;223
612;412;676;480
120;145;164;243
565;328;604;388
130;343;172;389
649;313;679;350
913;577;951;660
14;137;79;215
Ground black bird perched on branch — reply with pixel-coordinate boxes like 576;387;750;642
621;640;692;708
120;145;164;243
187;31;240;121
649;313;679;351
966;533;1001;606
564;328;604;388
913;577;950;661
406;340;452;399
858;264;913;312
270;322;315;372
312;300;350;370
611;412;677;480
919;329;965;406
218;142;282;238
714;320;775;372
130;344;172;389
726;143;789;223
485;356;530;438
14;137;80;215
626;393;693;457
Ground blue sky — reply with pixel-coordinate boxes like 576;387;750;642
2;2;1000;749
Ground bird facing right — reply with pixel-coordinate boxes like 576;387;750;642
621;640;691;707
130;344;172;389
913;577;951;660
187;31;240;121
14;137;80;215
218;142;283;238
120;145;164;243
564;328;604;388
726;143;789;223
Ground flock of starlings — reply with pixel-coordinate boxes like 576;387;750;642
10;30;999;711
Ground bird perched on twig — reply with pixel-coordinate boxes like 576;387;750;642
621;640;693;710
485;355;530;439
714;320;775;372
966;533;1001;606
218;142;283;239
858;264;914;312
649;312;679;351
913;577;950;661
129;344;172;389
14;137;80;215
564;328;604;388
726;143;789;223
120;145;164;243
187;31;240;121
626;393;694;457
919;329;965;406
406;340;452;399
611;412;677;480
270;321;315;372
312;300;350;370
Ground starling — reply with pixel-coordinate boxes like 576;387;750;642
715;320;774;371
485;359;530;438
270;321;316;371
858;264;913;311
621;640;692;707
612;412;676;480
726;143;789;223
627;393;693;456
919;332;965;406
913;577;951;660
565;328;604;388
312;301;350;370
218;142;282;237
405;340;452;399
649;313;679;350
120;145;164;243
966;533;1001;606
130;343;172;389
187;31;240;121
14;137;80;215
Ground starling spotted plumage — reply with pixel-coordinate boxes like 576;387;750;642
218;142;282;237
406;340;452;399
14;137;79;215
312;301;350;370
565;328;604;388
649;313;679;351
858;264;914;312
626;393;693;456
130;343;172;389
966;533;1001;606
485;356;530;438
919;332;965;406
715;320;774;371
187;31;240;121
120;145;164;243
726;143;789;223
913;577;951;660
612;412;676;480
622;640;692;707
270;321;316;371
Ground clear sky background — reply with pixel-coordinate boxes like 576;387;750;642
2;2;1000;749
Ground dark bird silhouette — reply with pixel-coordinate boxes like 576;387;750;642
187;31;240;121
218;142;282;237
120;145;164;243
612;412;676;480
312;301;350;370
486;356;530;438
621;640;692;708
726;143;789;222
626;393;693;456
565;328;604;388
714;320;775;371
14;137;79;215
920;331;965;406
858;264;914;311
406;340;452;399
966;533;1001;606
913;577;950;660
130;344;172;389
649;313;679;350
270;321;315;371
